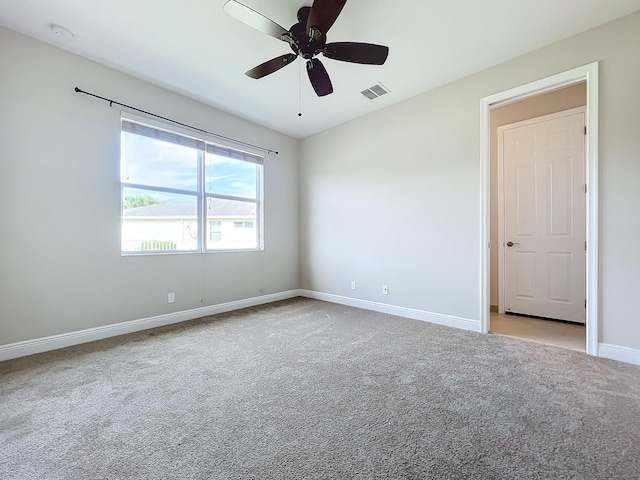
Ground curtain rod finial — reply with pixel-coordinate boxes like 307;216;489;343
74;87;81;93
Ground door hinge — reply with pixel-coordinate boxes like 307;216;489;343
585;299;587;308
584;126;587;135
585;241;587;251
584;184;587;194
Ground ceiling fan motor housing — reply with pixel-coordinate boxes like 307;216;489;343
287;7;326;59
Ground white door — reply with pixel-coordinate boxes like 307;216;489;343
499;108;586;324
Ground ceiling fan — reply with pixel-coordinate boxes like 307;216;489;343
224;0;389;97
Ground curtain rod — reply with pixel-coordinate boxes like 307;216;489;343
74;87;279;155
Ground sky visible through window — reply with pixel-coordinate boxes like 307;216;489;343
121;132;257;204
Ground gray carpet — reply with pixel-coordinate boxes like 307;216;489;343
1;297;639;479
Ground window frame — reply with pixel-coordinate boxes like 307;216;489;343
120;114;264;255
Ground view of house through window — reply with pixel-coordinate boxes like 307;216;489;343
120;118;263;253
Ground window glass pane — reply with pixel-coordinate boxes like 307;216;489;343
205;153;257;199
122;187;198;252
122;132;198;191
206;197;257;250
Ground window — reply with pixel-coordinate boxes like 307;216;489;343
234;221;254;228
209;221;222;241
121;117;263;254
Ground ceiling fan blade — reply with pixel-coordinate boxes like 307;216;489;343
306;0;347;40
307;58;333;96
246;54;297;79
324;42;389;65
224;0;288;41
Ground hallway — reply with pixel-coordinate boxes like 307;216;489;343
490;312;586;352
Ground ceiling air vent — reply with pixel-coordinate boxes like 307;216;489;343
361;82;390;100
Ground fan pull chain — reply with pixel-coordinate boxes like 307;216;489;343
298;57;302;117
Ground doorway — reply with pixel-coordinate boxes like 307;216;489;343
479;62;599;355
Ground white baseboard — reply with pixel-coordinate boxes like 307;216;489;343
598;343;640;366
5;289;639;368
299;290;481;333
0;290;301;362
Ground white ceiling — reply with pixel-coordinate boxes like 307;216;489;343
1;0;640;138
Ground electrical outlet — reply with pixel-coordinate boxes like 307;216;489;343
351;281;357;290
382;285;389;295
168;292;175;303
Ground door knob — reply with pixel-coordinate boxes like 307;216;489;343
506;241;519;247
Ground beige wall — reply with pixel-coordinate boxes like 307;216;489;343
0;27;299;345
3;10;640;356
300;11;640;350
489;83;587;307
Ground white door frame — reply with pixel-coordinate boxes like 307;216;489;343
479;62;599;356
497;106;586;318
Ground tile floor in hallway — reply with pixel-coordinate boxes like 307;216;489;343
489;311;586;352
